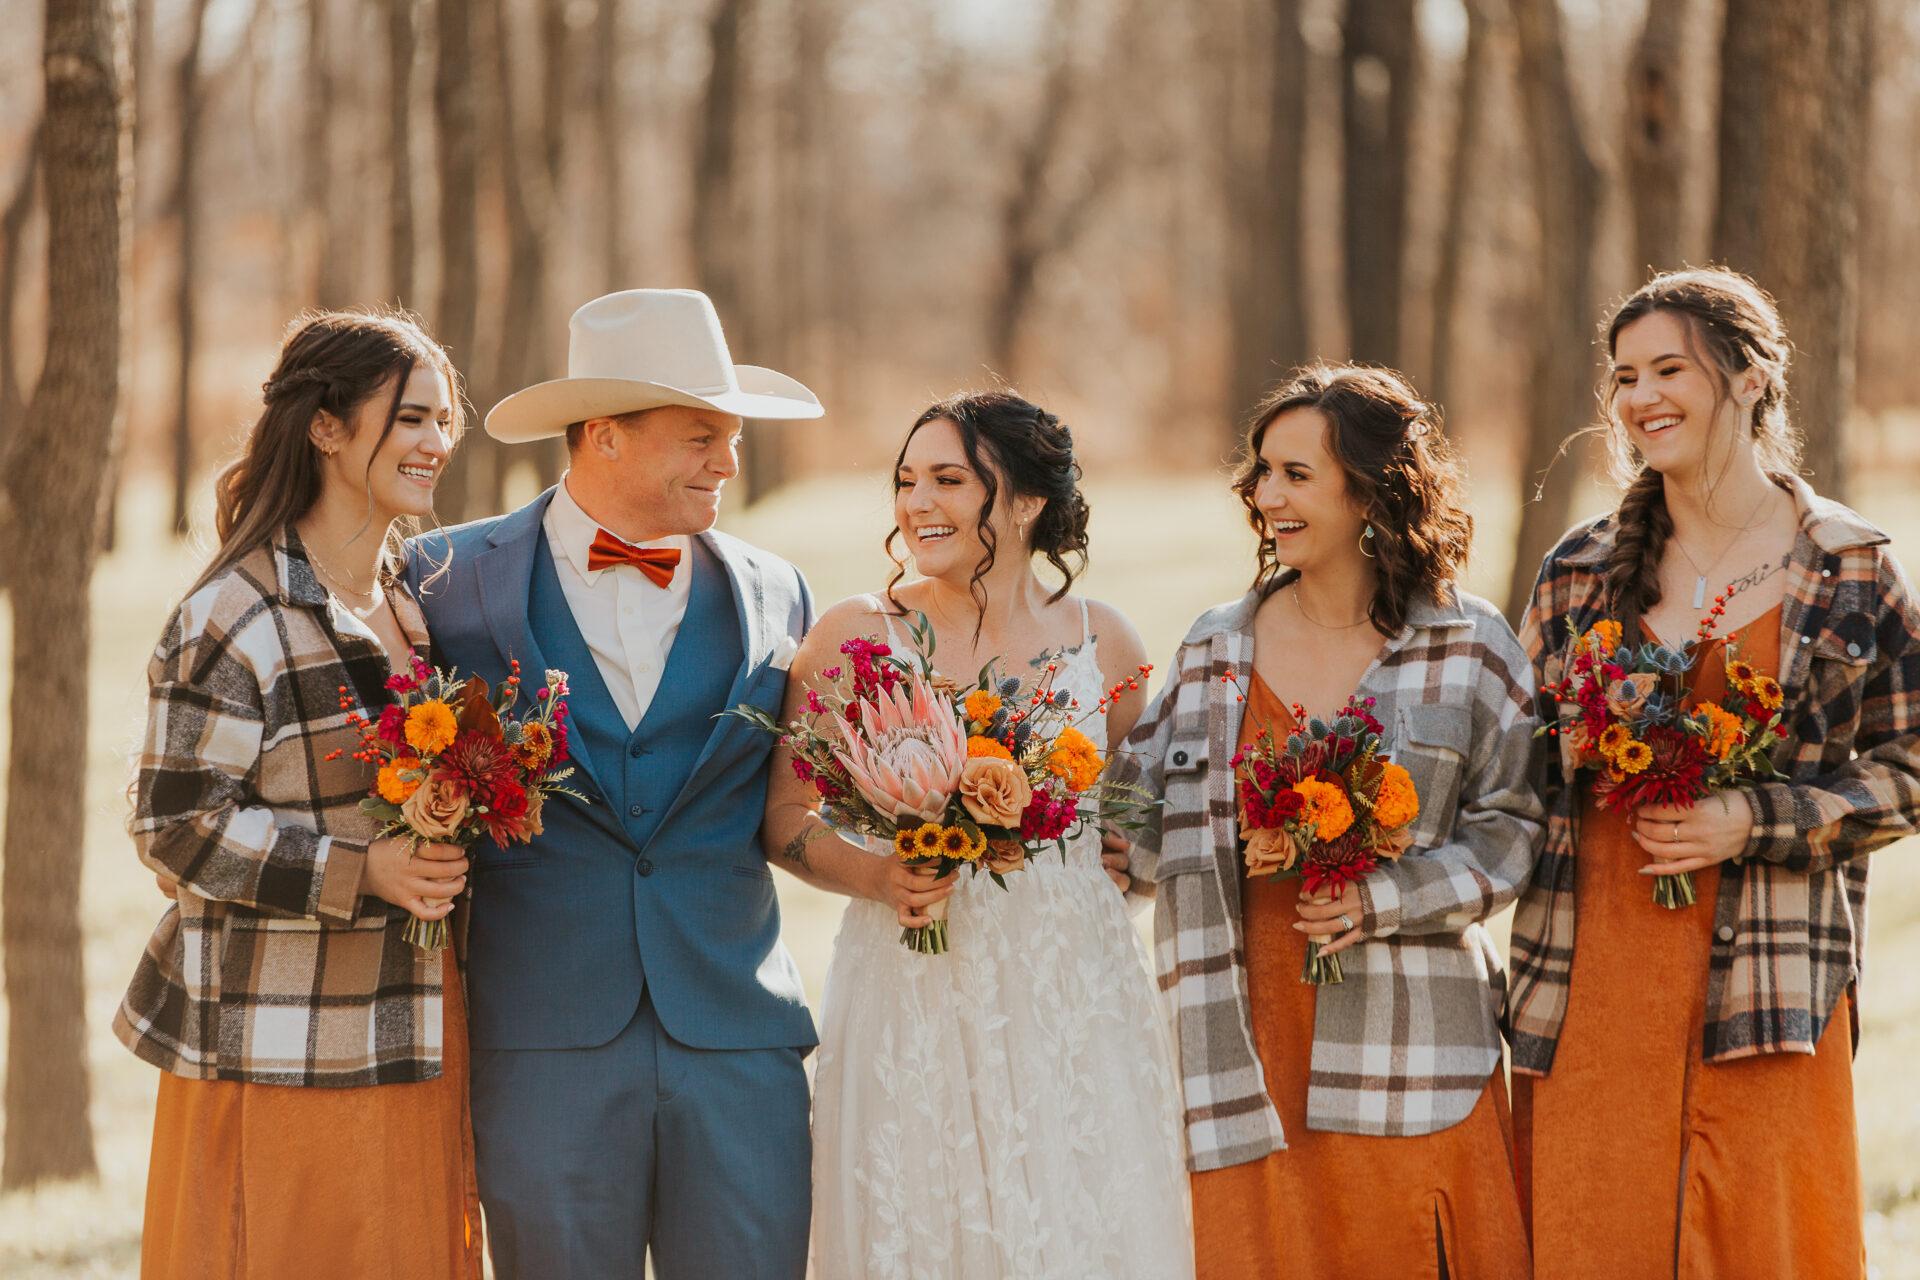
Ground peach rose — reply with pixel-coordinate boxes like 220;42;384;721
401;772;471;841
1605;672;1658;721
959;755;1032;828
1243;826;1295;876
984;838;1026;874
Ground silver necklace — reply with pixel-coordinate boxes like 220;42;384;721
1291;581;1371;630
1669;487;1776;610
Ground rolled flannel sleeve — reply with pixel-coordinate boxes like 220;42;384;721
1360;626;1547;937
1115;659;1180;901
1741;557;1920;875
132;624;369;924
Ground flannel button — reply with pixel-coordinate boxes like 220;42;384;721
1847;641;1862;657
1822;569;1833;578
1716;925;1735;943
1172;750;1189;766
1800;635;1811;644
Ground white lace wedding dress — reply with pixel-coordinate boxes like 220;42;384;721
810;608;1194;1280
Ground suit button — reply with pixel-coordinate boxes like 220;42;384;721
628;803;646;818
629;742;647;758
637;859;654;877
1716;926;1735;943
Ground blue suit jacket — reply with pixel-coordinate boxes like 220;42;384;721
405;490;817;1054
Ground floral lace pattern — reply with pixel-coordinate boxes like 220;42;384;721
811;632;1194;1279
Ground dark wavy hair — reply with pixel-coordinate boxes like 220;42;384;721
884;390;1091;624
191;308;465;595
1597;267;1799;634
1231;364;1472;637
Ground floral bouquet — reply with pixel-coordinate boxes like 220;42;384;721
729;612;1152;955
1538;596;1785;908
332;655;584;950
1229;689;1420;984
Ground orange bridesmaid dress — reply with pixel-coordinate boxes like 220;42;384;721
1512;605;1865;1279
1191;671;1531;1280
139;957;484;1279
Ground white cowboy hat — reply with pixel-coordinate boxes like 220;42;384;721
484;288;824;443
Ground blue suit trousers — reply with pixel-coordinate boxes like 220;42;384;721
471;993;811;1279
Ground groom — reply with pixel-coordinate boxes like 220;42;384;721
407;289;823;1278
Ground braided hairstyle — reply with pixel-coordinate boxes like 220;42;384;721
1232;363;1472;637
191;308;464;594
1599;268;1798;634
884;390;1091;626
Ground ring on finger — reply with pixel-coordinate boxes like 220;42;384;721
1671;820;1681;843
1339;913;1354;932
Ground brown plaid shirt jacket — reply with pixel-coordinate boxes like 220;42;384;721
114;528;446;1086
1124;581;1544;1170
1506;476;1920;1075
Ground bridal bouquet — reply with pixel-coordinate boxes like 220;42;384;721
1538;596;1785;908
1230;689;1420;984
332;655;583;949
730;612;1152;955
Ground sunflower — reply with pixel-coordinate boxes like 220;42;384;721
404;700;459;755
1753;676;1784;711
1371;763;1420;830
512;721;555;772
1597;723;1633;761
1614;737;1654;774
1292;777;1355;841
895;825;930;860
1727;659;1759;688
967;735;1014;760
939;824;985;861
912;824;946;857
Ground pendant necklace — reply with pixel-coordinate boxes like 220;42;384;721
1669;486;1776;610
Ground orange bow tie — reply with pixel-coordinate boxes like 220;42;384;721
586;529;681;587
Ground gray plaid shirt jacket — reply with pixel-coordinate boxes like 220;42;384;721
1123;581;1545;1171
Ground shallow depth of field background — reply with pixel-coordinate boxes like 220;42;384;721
7;0;1920;1272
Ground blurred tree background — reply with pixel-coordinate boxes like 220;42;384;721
6;0;1920;1265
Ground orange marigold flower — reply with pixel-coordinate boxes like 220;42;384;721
512;721;555;772
1046;726;1103;792
405;700;459;755
1614;738;1654;774
377;756;422;804
1587;620;1623;653
964;690;1003;723
1754;676;1784;711
1293;777;1354;841
967;735;1014;760
1696;702;1744;761
1371;763;1420;830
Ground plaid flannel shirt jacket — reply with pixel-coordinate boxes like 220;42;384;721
1506;476;1920;1075
1123;581;1543;1171
114;528;444;1086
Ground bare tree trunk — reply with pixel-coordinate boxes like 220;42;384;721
1428;0;1492;414
1625;0;1715;275
387;0;416;303
693;0;758;495
169;0;209;536
1714;0;1867;500
432;0;482;518
1341;0;1416;367
2;0;129;1190
0;123;42;456
1504;0;1602;620
593;0;628;289
1229;0;1308;426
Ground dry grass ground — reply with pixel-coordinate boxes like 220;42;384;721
1;465;1917;1276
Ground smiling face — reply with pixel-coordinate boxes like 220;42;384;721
1249;406;1368;576
1610;309;1762;482
318;364;453;525
576;403;745;539
893;416;1039;583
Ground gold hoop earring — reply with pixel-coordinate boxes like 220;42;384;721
1359;525;1376;558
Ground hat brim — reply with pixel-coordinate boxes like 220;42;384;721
484;364;824;443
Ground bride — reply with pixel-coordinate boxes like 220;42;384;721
762;391;1193;1279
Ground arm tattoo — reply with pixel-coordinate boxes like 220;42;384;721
780;830;813;873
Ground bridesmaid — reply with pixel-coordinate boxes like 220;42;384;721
1128;364;1541;1278
116;311;483;1279
1507;267;1920;1277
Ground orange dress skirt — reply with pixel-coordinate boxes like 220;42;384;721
140;954;483;1280
1191;672;1531;1280
1512;605;1864;1279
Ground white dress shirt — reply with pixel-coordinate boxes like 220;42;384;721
543;476;692;731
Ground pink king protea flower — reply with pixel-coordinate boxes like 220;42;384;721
831;670;967;824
